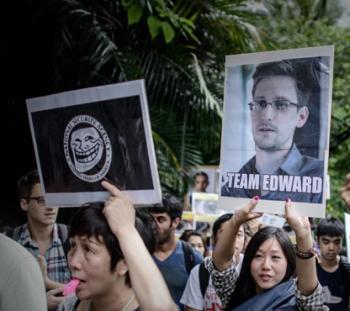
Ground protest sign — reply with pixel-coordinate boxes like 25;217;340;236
219;46;334;217
27;80;161;207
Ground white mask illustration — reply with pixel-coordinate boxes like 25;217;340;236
64;115;112;183
70;127;103;173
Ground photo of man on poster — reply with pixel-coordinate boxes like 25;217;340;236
220;47;333;215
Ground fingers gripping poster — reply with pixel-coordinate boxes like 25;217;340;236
27;80;161;207
219;46;334;217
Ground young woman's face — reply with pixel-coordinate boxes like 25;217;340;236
68;235;118;300
188;235;205;256
250;237;288;293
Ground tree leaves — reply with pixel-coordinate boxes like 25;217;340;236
128;3;143;25
148;16;162;39
13;0;269;196
161;21;175;43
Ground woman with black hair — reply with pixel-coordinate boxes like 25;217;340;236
208;197;328;311
180;230;209;258
58;181;176;311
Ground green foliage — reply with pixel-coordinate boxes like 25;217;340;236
127;3;143;25
31;0;266;196
146;15;175;43
264;0;342;24
151;108;203;193
328;142;350;221
160;20;175;43
122;0;197;43
261;2;350;218
12;0;278;200
147;16;162;39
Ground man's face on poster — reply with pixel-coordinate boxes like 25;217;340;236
250;75;309;152
194;175;208;192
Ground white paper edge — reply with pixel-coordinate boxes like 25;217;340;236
345;213;350;260
219;46;334;218
26;80;162;207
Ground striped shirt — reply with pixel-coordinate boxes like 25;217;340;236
16;223;71;284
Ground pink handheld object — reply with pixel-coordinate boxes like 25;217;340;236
63;279;80;296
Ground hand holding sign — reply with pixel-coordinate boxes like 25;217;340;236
232;196;262;227
285;199;311;239
102;180;135;236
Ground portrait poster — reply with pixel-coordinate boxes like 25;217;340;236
345;213;350;260
219;46;334;217
192;192;226;223
185;165;220;209
190;165;220;194
26;80;161;207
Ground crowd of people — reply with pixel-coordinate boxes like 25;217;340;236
0;170;349;311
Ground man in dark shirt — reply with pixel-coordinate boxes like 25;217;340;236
315;217;350;311
222;59;324;203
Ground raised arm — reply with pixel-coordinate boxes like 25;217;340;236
101;181;177;311
284;199;317;295
37;255;65;309
213;197;261;271
340;173;350;211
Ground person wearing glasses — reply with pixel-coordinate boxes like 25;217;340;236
222;59;324;203
10;169;71;310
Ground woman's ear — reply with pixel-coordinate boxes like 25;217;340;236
116;259;129;277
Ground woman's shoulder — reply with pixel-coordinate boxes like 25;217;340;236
57;295;79;311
